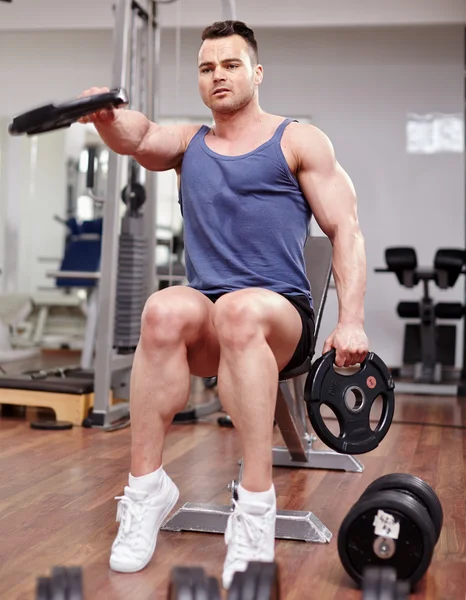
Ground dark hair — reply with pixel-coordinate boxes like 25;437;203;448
201;20;259;64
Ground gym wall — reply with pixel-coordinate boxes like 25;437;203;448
0;24;464;367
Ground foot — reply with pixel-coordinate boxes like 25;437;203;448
222;495;276;589
109;472;179;573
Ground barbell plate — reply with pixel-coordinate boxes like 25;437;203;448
305;349;395;454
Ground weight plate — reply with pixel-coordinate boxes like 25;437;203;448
66;566;84;600
169;567;211;600
228;571;245;600
362;567;402;600
360;473;443;543
8;88;129;136
338;490;435;587
255;562;280;600
50;567;68;600
36;577;51;600
227;562;279;600
361;566;381;600
121;183;147;211
207;577;221;600
305;349;395;454
378;567;398;600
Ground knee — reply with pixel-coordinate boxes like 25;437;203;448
214;295;265;350
140;294;198;348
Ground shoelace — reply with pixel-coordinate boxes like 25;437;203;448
225;500;268;562
114;495;149;546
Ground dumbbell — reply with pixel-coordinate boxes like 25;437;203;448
338;473;443;593
362;567;410;599
36;566;83;600
169;561;280;599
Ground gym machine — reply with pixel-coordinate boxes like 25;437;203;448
1;1;158;429
375;246;466;395
1;0;243;430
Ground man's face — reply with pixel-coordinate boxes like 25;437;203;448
198;34;262;114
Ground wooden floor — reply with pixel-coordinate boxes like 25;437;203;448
0;352;465;599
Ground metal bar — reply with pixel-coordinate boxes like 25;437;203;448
80;288;99;369
272;447;364;473
92;0;132;426
293;374;309;436
274;381;307;461
461;26;466;385
221;0;236;19
143;1;157;295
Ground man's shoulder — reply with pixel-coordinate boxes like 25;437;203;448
283;121;330;145
180;123;206;148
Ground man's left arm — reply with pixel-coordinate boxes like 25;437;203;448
293;124;369;367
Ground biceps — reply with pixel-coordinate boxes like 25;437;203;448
299;163;359;238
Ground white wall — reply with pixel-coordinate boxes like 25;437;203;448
0;25;464;366
1;0;465;30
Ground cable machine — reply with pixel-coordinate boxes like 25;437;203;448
91;0;238;428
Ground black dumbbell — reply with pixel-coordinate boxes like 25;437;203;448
338;473;442;592
36;566;83;600
228;561;280;599
169;562;280;599
168;566;221;599
359;473;443;543
362;567;410;600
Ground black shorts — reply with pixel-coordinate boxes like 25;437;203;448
204;292;316;373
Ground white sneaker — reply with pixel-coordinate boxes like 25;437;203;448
222;497;277;589
109;473;179;573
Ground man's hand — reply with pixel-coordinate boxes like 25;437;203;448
77;87;120;125
323;323;369;367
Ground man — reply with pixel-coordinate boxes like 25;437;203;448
79;20;369;589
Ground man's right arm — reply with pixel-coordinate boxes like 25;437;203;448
96;111;200;172
79;87;200;172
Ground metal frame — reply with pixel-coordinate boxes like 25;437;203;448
91;0;158;428
273;237;363;473
89;0;239;427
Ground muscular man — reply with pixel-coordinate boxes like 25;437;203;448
79;20;369;588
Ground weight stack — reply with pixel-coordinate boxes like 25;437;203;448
114;215;149;350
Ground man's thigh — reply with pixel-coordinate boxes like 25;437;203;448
212;288;309;373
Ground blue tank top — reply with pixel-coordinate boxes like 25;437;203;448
178;118;313;307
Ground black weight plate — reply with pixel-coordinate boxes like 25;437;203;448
361;567;381;600
50;567;67;600
239;565;257;600
378;567;398;600
207;577;221;600
8;88;129;136
228;571;245;600
360;473;443;543
121;182;147;210
305;349;395;454
36;577;51;600
255;562;280;600
169;567;208;600
66;567;84;600
362;567;400;600
338;491;435;587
